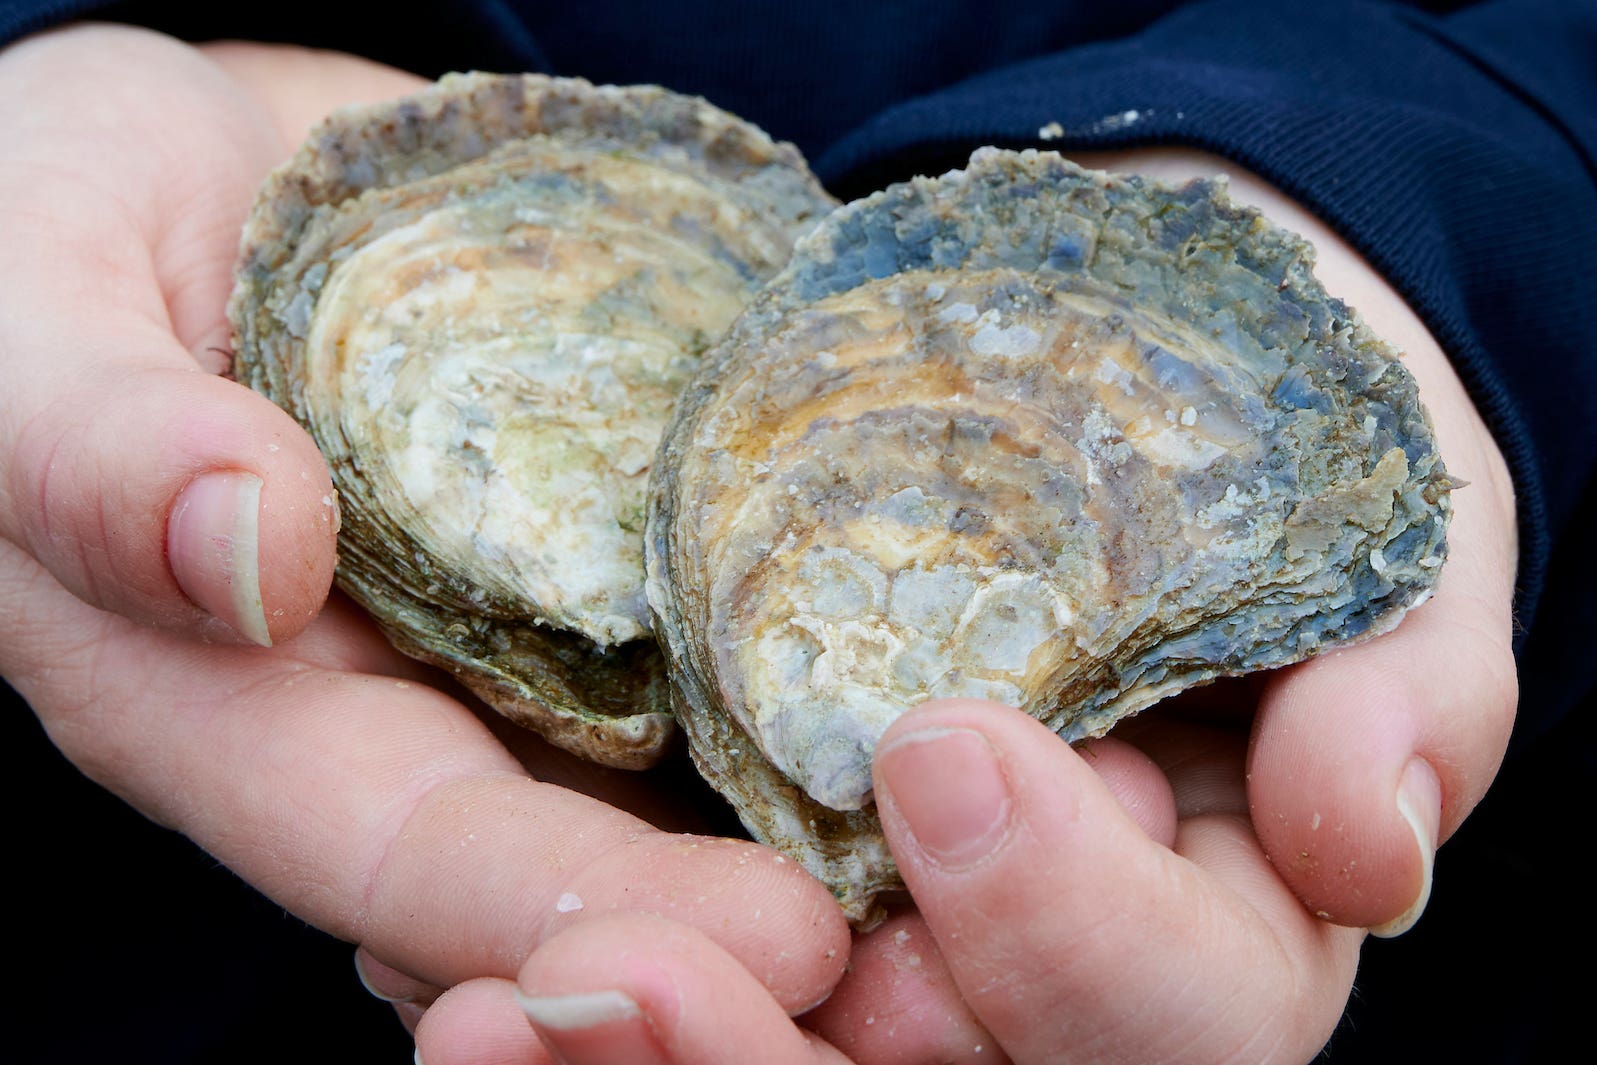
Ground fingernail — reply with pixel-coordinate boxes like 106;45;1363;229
1369;756;1442;938
167;470;271;646
517;989;668;1065
877;727;1011;868
354;949;408;1004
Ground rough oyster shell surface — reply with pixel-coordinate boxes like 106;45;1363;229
647;148;1451;921
229;73;836;767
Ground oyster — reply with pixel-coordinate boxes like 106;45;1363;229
648;148;1451;920
230;73;836;767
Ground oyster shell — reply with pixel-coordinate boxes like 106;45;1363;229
230;73;836;767
647;148;1451;921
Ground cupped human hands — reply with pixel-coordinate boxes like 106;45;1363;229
0;25;1519;1062
0;20;849;1045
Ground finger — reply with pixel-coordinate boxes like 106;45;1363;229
1075;736;1178;849
470;702;733;836
416;978;550;1065
517;914;851;1065
800;910;1004;1065
1115;711;1250;820
1243;223;1519;933
1249;591;1512;933
0;351;342;646
1248;402;1516;932
356;946;446;1008
1075;148;1520;937
805;741;1170;1065
0;27;339;644
874;699;1359;1064
804;736;1174;1064
0;541;849;1013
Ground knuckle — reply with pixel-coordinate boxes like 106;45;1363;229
6;365;188;617
1475;655;1519;741
10;402;77;544
9;398;102;581
1449;621;1519;750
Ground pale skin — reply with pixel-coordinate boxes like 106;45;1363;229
0;23;1519;1065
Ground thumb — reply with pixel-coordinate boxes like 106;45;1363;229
2;332;338;644
871;699;1356;1063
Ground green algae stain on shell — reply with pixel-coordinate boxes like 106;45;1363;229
647;149;1451;922
229;73;836;767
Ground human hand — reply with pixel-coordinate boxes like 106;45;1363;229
810;152;1519;1064
485;153;1518;1064
0;20;848;1051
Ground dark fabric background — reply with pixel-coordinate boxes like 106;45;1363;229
3;1;1592;1061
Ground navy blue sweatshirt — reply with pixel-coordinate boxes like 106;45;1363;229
6;0;1591;737
3;2;1593;1062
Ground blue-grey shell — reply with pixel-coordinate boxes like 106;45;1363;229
647;148;1450;923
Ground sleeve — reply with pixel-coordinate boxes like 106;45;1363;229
813;0;1597;743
